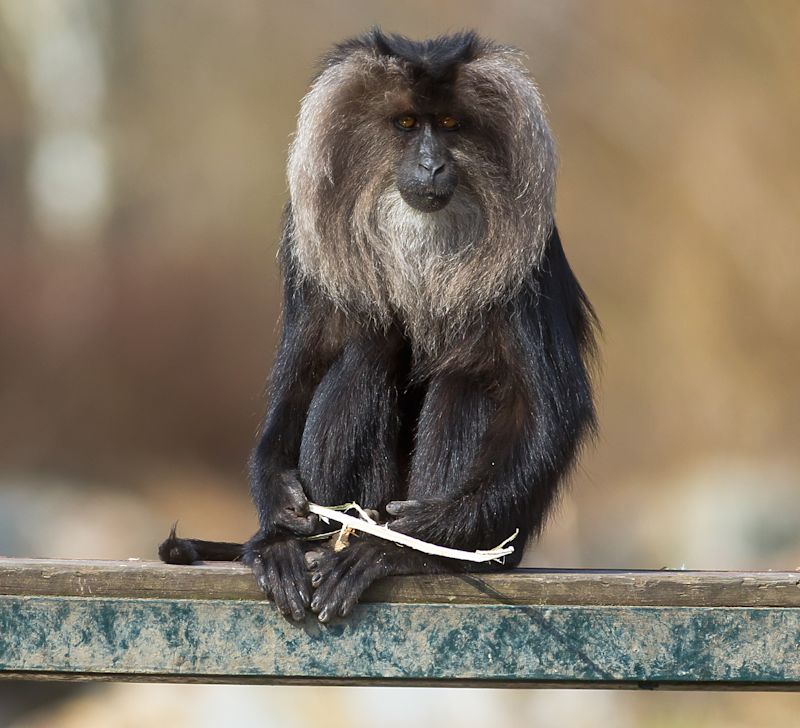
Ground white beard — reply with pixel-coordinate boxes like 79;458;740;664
374;188;486;326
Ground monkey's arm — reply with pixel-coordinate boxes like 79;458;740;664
308;230;598;621
243;274;329;620
245;213;352;620
386;370;588;557
388;230;597;554
249;230;336;538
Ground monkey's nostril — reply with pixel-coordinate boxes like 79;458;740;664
417;162;446;186
419;160;445;174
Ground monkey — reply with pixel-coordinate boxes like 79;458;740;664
159;29;598;624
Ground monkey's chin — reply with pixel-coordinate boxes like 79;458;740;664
398;190;453;213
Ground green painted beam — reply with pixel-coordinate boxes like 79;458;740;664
1;559;799;689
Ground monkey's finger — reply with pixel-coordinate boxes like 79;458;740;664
276;510;319;536
317;580;350;623
312;549;364;619
338;594;358;618
294;513;320;535
310;554;352;613
336;568;378;619
284;583;308;622
386;517;413;534
385;500;421;516
289;554;311;607
310;556;338;588
304;549;326;569
268;565;294;619
251;558;274;599
327;564;378;621
309;552;338;586
275;553;308;621
283;476;310;510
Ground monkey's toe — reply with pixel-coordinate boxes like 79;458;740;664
304;549;326;569
247;538;311;622
309;540;392;622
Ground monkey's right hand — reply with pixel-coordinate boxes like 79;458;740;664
265;470;319;537
243;536;311;622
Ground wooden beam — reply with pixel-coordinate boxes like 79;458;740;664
1;558;799;688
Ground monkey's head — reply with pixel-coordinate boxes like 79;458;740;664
288;30;557;344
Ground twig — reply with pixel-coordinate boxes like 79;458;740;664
308;502;517;563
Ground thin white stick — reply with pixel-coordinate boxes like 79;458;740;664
308;502;516;563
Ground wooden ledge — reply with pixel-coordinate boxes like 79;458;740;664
1;559;799;689
2;558;800;606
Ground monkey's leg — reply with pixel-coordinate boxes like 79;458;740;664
250;326;403;620
385;372;527;557
309;362;573;620
296;333;405;510
306;373;494;621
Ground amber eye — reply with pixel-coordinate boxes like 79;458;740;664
438;115;460;130
394;115;418;130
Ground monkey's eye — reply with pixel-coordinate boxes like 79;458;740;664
437;116;461;130
394;115;419;131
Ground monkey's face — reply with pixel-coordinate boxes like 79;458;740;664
392;113;460;212
288;34;558;326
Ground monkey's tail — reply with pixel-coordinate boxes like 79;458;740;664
158;523;244;564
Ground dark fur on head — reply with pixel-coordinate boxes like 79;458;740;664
288;29;557;354
331;28;483;82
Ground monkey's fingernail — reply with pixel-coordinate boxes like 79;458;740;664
311;595;321;611
318;607;330;623
311;574;323;587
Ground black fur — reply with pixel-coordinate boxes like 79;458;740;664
158;524;243;564
160;219;598;622
323;27;483;83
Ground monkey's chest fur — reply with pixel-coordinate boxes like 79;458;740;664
292;188;532;359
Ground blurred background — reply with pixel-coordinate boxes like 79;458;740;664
0;0;798;725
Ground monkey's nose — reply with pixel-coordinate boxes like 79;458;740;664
419;160;445;177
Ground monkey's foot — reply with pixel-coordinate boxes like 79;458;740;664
243;537;311;622
305;538;396;623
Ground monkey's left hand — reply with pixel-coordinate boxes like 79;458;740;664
305;537;396;623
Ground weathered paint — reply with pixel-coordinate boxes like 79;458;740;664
1;596;798;687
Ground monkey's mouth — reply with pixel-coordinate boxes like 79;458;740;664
400;188;453;213
395;161;459;213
